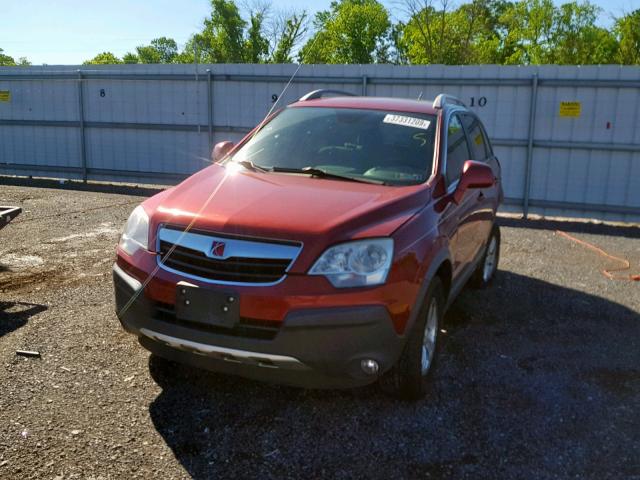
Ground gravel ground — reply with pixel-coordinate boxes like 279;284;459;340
1;182;639;479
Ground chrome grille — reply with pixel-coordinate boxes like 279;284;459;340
157;226;301;285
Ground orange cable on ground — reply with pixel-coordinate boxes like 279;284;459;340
556;230;640;282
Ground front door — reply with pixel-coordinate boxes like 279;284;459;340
443;113;478;279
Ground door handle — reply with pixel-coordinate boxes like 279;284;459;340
477;191;485;201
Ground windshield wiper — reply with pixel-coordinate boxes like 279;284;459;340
235;162;387;185
270;166;387;185
235;160;270;172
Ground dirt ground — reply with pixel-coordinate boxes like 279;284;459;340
1;182;639;479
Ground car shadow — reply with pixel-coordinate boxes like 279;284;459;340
497;216;640;239
148;271;640;479
0;301;48;338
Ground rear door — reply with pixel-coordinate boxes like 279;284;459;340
461;113;500;190
460;113;500;258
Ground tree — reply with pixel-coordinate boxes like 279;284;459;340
550;2;617;64
395;0;621;65
615;9;640;64
244;9;270;63
135;37;179;64
463;0;511;64
83;52;122;65
499;0;556;64
122;52;139;64
397;0;506;65
383;22;408;64
174;42;196;63
269;10;309;63
499;0;618;65
196;0;247;63
134;45;161;63
0;48;31;66
299;0;391;64
187;0;274;63
0;48;13;66
397;0;454;65
58;0;632;67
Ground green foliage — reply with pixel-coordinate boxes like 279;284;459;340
499;0;617;64
134;46;161;64
122;52;139;64
397;0;636;65
299;0;391;64
135;37;179;64
84;37;179;65
174;38;197;63
245;12;270;63
196;0;247;63
551;1;604;63
83;52;122;65
271;12;308;63
500;0;556;64
0;48;14;66
615;9;640;64
399;0;506;65
0;48;31;66
77;0;640;67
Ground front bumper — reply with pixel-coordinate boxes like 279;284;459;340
113;263;406;388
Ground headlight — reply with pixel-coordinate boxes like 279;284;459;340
309;238;393;288
119;205;149;255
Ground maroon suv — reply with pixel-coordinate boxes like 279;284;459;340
114;91;503;399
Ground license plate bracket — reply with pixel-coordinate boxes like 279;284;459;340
175;282;239;328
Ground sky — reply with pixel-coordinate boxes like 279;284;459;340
1;0;638;65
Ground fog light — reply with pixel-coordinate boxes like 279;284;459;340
360;359;379;375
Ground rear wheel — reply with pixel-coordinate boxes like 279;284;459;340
381;277;444;400
470;225;500;289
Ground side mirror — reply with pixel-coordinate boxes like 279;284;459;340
212;141;235;162
453;160;495;204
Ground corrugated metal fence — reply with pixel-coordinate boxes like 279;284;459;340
1;64;639;222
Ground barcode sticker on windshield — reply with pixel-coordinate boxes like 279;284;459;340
383;114;431;130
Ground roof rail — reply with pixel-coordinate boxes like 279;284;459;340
299;89;357;101
433;93;466;109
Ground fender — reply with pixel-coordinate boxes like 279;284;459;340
401;246;452;337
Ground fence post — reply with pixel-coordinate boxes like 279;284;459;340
207;69;213;154
76;70;88;183
523;73;538;219
361;75;368;96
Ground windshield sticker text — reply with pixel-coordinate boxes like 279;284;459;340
383;114;431;130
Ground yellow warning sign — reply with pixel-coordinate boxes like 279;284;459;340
559;101;581;117
0;90;10;102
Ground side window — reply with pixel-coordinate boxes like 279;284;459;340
480;124;493;156
446;114;471;185
461;113;488;161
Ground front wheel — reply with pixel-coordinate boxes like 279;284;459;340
381;277;444;400
470;224;500;289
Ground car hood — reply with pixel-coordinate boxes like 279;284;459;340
145;164;430;271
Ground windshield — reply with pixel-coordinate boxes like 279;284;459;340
230;106;437;186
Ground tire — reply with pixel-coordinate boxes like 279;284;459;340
381;277;445;400
469;224;500;289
